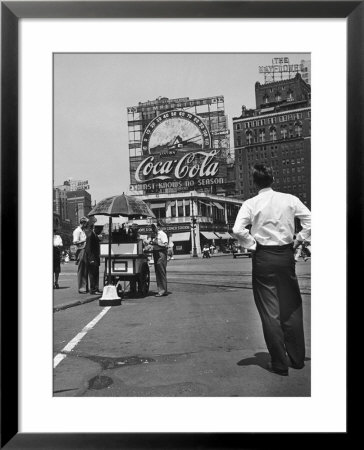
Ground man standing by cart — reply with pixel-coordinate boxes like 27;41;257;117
233;164;311;376
151;222;168;297
85;222;102;295
73;216;89;294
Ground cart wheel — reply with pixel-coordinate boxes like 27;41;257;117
138;263;150;297
116;283;124;299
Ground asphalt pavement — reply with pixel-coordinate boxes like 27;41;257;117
53;254;311;397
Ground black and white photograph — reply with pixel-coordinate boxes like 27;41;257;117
53;52;312;397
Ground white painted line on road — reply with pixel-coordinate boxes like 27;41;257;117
53;306;111;369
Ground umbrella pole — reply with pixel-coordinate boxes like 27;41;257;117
108;216;112;285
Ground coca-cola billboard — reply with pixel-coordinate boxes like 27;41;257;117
130;114;229;192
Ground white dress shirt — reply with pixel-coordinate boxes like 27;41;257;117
233;188;311;250
153;230;168;249
53;234;63;247
73;226;87;249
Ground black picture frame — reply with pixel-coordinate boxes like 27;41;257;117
1;1;360;448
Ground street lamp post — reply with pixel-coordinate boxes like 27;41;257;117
191;216;198;257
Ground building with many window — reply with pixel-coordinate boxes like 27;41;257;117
133;192;242;256
53;188;73;246
300;59;311;85
233;73;311;207
66;190;92;230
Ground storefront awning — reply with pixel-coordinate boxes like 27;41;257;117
150;202;166;209
212;202;224;210
201;231;218;240
171;232;191;242
214;231;233;240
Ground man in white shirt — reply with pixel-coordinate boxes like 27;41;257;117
151;222;168;297
233;164;311;376
73;216;89;293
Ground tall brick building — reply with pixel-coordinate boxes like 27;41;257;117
233;73;311;207
66;190;92;230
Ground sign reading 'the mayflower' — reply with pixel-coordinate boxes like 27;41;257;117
142;110;212;155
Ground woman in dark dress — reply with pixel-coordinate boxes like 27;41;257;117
53;229;63;289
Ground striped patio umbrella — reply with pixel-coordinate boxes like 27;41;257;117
88;194;156;219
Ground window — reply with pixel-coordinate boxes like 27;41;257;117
295;121;303;137
246;131;253;145
269;126;277;142
259;129;265;142
281;126;288;139
185;201;190;217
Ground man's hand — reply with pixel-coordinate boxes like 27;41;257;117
293;239;302;250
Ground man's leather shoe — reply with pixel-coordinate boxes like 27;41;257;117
266;362;288;376
90;290;102;295
78;290;88;294
289;362;305;369
155;293;167;297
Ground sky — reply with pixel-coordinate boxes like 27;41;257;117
54;53;310;204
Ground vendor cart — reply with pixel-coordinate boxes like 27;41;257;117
100;233;150;299
88;193;156;306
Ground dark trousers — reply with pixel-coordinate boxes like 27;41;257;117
88;264;100;292
252;244;305;371
153;250;167;295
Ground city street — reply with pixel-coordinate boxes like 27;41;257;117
53;254;311;397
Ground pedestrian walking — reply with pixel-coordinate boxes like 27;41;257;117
151;222;168;297
85;223;102;295
73;216;89;294
53;229;63;289
233;164;311;376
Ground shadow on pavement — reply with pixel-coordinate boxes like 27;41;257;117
237;352;271;369
237;353;311;370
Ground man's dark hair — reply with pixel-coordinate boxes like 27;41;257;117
252;164;274;188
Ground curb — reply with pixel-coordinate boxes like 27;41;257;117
53;296;98;312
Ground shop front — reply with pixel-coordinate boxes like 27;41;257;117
169;231;192;255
